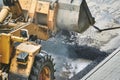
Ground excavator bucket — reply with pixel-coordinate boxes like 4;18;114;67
18;0;95;33
56;0;95;33
0;0;94;34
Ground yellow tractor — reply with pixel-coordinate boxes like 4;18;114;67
0;0;95;80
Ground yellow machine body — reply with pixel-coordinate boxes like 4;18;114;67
0;33;27;64
0;0;57;40
0;33;41;79
0;34;11;64
10;42;41;78
0;0;94;79
0;1;57;79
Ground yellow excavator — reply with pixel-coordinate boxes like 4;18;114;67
0;0;95;80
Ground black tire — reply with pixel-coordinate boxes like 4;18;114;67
29;50;55;80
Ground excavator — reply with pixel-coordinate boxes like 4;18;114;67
0;0;95;80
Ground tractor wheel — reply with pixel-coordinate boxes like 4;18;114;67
29;51;55;80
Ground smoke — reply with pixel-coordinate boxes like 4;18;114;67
41;31;107;80
41;32;92;79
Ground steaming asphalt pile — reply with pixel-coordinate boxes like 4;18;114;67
41;31;107;80
41;32;93;80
